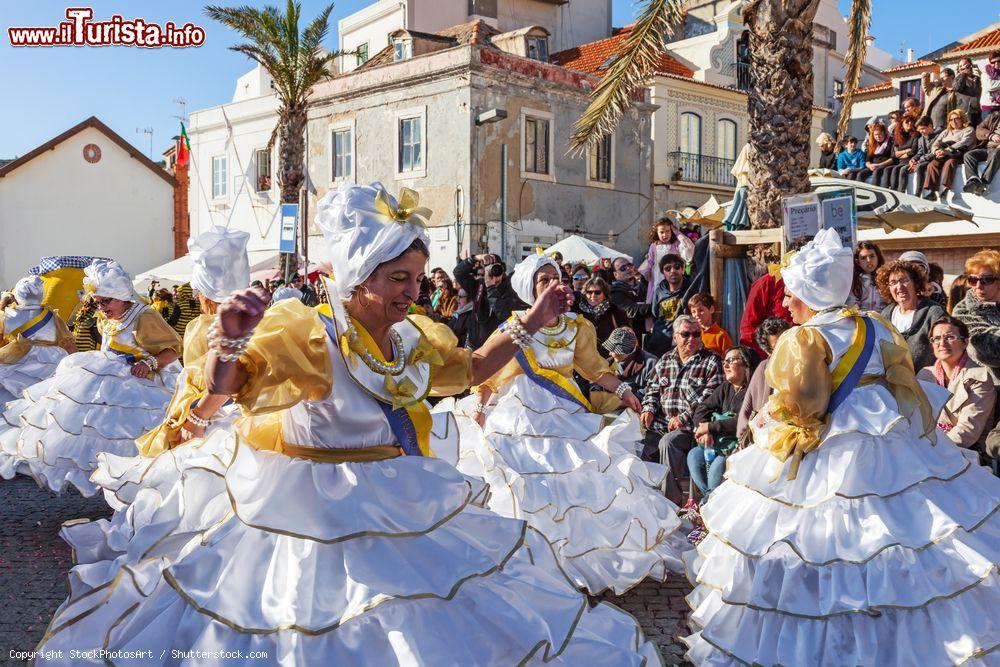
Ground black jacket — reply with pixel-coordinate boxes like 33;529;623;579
452;258;498;349
487;277;526;325
609;280;651;324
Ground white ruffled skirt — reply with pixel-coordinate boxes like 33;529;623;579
0;344;67;405
455;375;690;595
682;402;1000;665
37;440;663;666
0;351;178;495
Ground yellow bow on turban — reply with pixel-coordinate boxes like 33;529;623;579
374;187;432;228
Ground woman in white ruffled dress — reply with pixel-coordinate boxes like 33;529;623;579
63;228;253;585
36;183;662;666
683;229;1000;666
0;260;182;496
455;253;689;596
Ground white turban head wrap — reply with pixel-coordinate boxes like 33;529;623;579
511;253;560;306
781;228;854;311
316;182;431;301
188;226;251;302
12;276;45;306
83;260;135;302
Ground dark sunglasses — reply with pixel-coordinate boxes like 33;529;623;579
675;331;700;340
663;264;683;272
572;274;588;280
584;290;604;296
614;263;633;271
967;275;998;286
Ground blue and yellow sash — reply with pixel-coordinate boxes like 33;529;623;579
107;339;146;364
318;313;429;457
828;315;875;414
501;320;593;411
7;307;53;340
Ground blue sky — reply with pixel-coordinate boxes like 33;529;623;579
0;1;993;158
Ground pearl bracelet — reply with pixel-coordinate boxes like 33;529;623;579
208;316;254;362
186;412;211;428
615;383;631;399
140;356;158;372
474;402;488;414
504;316;533;349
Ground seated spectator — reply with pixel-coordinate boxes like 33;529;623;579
640;315;724;504
917;316;996;453
688;293;732;357
902;96;922;121
576;276;630;358
877;259;947;369
588;327;657;413
887;110;901;135
847;241;886;311
853;121;894;183
737;317;793;442
922;109;975;201
570;263;591;297
836;135;865;178
740;267;793;358
948;274;969;314
985;51;1000;113
951;249;1000;461
881;115;918;189
954;57;983;126
687;345;759;504
647;254;690;357
962;108;1000;197
895;116;939;193
815;132;838;170
608;257;651;333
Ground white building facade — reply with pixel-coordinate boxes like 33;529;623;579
0;117;175;288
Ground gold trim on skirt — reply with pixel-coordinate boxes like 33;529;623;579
280;443;402;463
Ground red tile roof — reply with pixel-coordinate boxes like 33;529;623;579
550;26;693;79
942;27;1000;58
881;59;937;75
853;80;894;96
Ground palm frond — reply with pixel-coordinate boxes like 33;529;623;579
836;0;871;143
569;0;685;154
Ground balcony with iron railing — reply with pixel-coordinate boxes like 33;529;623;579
667;151;736;188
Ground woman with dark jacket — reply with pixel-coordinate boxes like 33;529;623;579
877;259;947;369
687;345;759;504
575;277;630;359
854;121;894;184
880;115;918;189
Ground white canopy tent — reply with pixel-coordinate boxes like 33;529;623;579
544;235;632;264
133;249;282;291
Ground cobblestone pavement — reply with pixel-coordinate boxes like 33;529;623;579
0;475;693;664
0;475;112;660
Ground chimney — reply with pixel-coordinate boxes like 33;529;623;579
172;149;190;258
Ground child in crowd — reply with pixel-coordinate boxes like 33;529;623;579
637;217;694;306
688;293;732;357
837;136;865;177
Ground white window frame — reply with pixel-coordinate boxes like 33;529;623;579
253;147;272;193
211;155;228;199
395;106;427;179
716;118;738;161
586;133;615;188
393;38;412;61
330;120;356;184
520;108;555;182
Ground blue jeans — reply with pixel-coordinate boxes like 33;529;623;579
687;446;727;502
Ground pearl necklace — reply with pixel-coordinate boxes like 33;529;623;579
348;325;406;376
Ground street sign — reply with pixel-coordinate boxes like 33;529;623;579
781;188;857;251
279;203;299;254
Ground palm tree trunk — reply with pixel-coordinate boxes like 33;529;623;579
278;105;308;279
743;0;820;256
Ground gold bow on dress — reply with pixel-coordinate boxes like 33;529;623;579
374;187;432;227
384;374;419;409
408;336;443;367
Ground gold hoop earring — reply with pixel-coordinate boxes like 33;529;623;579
357;286;371;309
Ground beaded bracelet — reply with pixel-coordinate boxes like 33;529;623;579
474;402;488;414
186;412;211;429
615;383;631;399
208;316;254;362
140;356;158;372
504;316;533;350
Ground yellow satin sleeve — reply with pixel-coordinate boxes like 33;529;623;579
235;299;332;415
407;314;473;397
765;326;833;475
137;315;214;457
573;316;614;383
134;311;183;356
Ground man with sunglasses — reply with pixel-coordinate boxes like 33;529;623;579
608;256;651;333
639;315;724;504
952;249;1000;465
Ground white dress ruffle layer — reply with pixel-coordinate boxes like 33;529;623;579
37;441;663;666
0;351;178;495
0;344;67;404
682;400;1000;666
456;375;689;595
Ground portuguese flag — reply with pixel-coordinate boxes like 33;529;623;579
176;122;191;167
